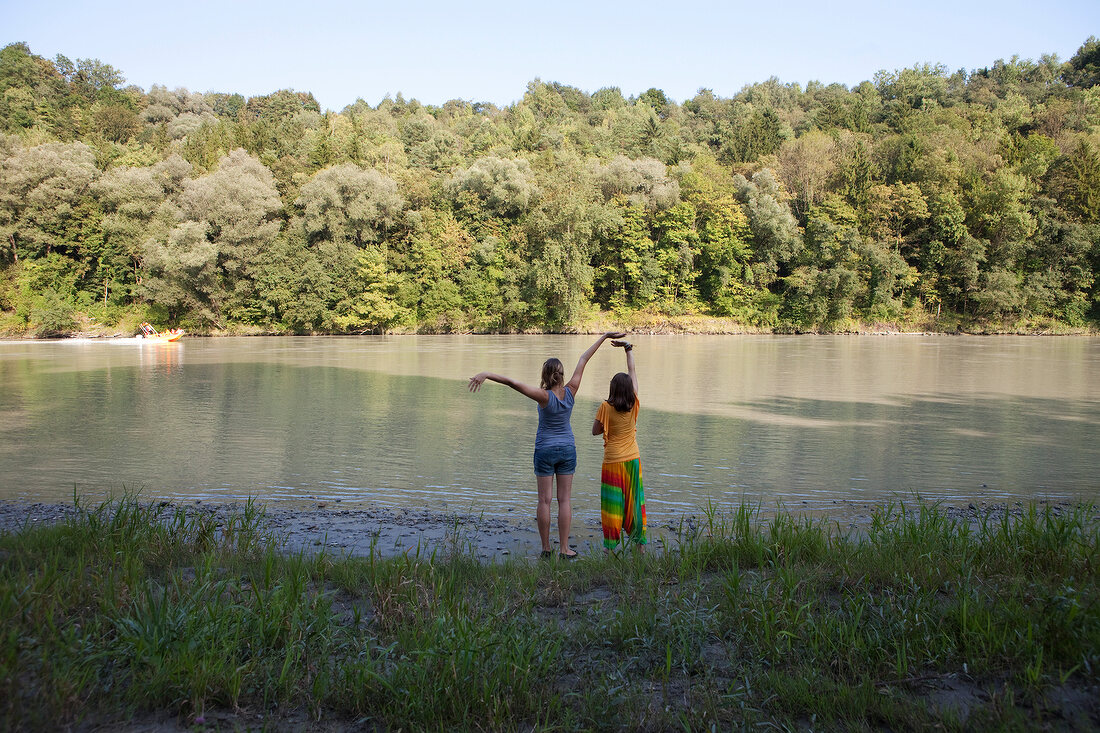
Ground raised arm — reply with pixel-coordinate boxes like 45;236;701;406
468;372;549;406
612;340;639;395
566;331;626;393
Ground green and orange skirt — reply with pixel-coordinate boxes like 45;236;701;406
600;458;647;548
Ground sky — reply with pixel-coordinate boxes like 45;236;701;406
2;0;1098;112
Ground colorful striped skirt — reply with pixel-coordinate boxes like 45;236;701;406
600;458;647;548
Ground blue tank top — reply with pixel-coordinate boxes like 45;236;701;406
535;387;575;449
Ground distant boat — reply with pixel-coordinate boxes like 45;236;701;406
137;322;184;342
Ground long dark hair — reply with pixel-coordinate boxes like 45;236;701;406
607;372;635;412
540;358;564;390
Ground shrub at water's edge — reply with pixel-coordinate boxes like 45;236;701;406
1;495;1097;729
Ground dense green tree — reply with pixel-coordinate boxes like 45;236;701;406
246;228;332;331
781;201;864;326
54;55;125;103
866;182;930;261
297;163;404;246
2;40;1100;334
1064;36;1100;88
92;161;175;304
0;141;99;263
591;195;659;309
678;155;756;316
143;149;282;325
776;130;836;219
652;200;701;308
245;89;321;120
446;156;535;217
91;104;141;142
333;247;409;332
721;106;784;164
1050;138;1100;223
591;87;627;120
637;88;671;119
524;157;599;327
734;169;802;286
591;155;679;211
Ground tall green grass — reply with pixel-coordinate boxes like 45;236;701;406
1;496;1097;729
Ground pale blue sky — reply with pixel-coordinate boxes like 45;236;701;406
2;0;1097;111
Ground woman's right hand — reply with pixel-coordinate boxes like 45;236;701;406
605;331;627;340
468;373;489;392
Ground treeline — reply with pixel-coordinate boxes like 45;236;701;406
1;39;1099;335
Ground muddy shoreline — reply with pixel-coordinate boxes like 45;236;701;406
2;497;1092;562
0;498;604;560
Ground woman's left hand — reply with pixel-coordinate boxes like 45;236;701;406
468;373;489;392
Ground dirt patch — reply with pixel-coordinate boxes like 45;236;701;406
909;674;987;723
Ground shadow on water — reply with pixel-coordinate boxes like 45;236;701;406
1;359;1098;520
634;393;1100;516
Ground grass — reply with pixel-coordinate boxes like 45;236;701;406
1;496;1098;730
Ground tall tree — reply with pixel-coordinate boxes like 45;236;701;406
143;149;282;325
297;164;405;247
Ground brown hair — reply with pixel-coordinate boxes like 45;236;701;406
540;358;564;390
607;372;635;412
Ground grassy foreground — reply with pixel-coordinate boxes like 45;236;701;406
1;498;1098;730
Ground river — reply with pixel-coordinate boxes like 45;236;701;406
1;335;1097;523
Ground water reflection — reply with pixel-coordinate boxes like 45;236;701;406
0;336;1097;521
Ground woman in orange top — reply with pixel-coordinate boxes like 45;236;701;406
591;339;646;551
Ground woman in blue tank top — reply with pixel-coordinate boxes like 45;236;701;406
469;332;624;558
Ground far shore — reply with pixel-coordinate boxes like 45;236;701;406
2;309;1098;341
4;327;1098;341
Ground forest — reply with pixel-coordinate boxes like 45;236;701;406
1;38;1099;335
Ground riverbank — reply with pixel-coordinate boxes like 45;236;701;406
4;496;1090;562
2;496;1097;730
2;306;1097;338
0;498;573;561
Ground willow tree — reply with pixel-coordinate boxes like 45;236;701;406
0;141;99;263
142;149;281;325
734;169;802;287
446;156;535;219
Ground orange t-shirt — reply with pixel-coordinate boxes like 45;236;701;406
596;395;640;464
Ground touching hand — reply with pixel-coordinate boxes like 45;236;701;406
611;340;633;349
468;373;488;392
604;331;627;340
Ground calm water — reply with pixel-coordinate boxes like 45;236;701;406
1;335;1098;522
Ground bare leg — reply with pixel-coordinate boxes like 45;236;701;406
536;475;554;553
556;473;576;556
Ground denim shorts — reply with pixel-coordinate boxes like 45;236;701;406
533;444;577;477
